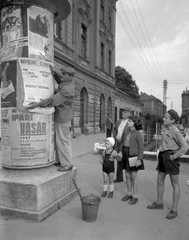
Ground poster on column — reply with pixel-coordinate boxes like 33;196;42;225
1;60;17;108
1;108;12;165
17;58;54;114
28;6;54;63
7;110;54;166
0;5;28;62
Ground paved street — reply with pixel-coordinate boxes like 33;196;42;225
0;133;189;240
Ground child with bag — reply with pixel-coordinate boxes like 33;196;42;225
121;115;144;205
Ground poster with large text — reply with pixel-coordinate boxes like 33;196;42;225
17;58;54;114
1;5;28;62
28;6;54;63
2;109;55;167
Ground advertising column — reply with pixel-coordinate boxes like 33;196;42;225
0;4;55;168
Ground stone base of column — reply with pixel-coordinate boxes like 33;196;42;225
0;166;79;222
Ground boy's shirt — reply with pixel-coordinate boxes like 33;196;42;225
159;125;189;159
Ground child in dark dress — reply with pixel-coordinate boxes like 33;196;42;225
100;137;121;198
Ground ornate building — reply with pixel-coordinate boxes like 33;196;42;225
54;0;118;136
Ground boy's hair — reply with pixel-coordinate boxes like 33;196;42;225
167;109;179;123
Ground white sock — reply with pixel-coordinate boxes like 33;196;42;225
128;192;132;196
103;185;108;191
109;184;114;192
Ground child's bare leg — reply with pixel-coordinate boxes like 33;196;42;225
101;172;108;197
108;172;114;198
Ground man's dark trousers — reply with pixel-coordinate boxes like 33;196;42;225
114;139;123;181
106;129;112;138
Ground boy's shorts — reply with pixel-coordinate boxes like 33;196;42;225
156;150;180;175
102;166;115;174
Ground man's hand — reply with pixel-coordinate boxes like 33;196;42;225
26;102;39;109
116;152;122;162
170;155;175;161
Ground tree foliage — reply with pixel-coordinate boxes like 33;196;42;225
115;66;139;99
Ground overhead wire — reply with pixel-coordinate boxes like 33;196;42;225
118;0;160;84
117;14;156;82
129;0;163;81
135;0;165;80
117;13;159;86
116;31;153;81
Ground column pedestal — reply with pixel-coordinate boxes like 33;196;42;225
0;166;78;222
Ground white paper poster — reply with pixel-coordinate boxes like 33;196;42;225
17;58;55;114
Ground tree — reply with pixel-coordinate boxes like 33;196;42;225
115;66;139;99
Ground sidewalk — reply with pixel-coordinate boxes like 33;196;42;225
71;133;105;158
0;133;189;240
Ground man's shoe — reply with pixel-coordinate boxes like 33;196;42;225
57;165;73;172
101;191;107;198
121;194;132;201
147;202;164;210
113;179;123;183
128;197;138;205
107;192;113;198
166;210;178;219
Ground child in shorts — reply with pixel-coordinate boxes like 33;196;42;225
147;109;188;219
100;137;121;198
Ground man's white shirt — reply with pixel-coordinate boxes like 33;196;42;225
116;119;128;141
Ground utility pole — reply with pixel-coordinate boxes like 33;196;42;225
163;80;168;115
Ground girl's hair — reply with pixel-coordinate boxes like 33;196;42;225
129;115;143;130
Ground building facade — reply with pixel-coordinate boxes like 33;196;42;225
181;88;189;128
54;0;117;136
182;88;189;115
140;92;164;117
115;89;143;122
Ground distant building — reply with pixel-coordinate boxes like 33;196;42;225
182;88;189;115
140;92;164;117
115;89;143;122
181;88;189;128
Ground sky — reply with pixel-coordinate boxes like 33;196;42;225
115;0;189;115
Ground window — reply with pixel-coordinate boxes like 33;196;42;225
108;50;112;74
100;0;105;23
81;23;87;58
101;42;105;70
55;22;62;39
